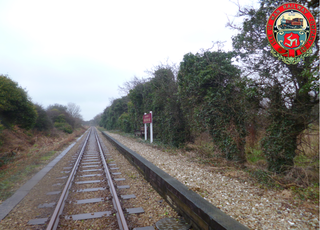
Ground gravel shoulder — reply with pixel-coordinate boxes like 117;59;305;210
105;131;319;230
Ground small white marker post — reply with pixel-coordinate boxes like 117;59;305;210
144;113;147;141
150;111;153;143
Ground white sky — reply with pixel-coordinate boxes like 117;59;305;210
0;0;257;121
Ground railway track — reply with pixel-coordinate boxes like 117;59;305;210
0;126;250;229
29;127;143;229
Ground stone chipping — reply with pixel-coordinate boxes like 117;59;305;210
106;131;319;230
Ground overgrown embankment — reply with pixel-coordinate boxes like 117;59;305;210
0;126;87;202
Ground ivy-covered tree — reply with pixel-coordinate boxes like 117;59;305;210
127;79;153;131
178;51;247;162
100;96;130;130
0;75;37;130
149;66;188;146
230;0;319;172
100;64;188;146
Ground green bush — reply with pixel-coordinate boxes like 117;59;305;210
0;75;37;129
47;104;75;131
118;113;132;133
33;104;53;132
54;122;73;134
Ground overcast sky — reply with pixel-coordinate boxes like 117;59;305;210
0;0;257;121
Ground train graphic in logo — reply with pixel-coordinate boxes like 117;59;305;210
266;3;317;64
278;17;303;29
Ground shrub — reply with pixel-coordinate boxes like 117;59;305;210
118;113;131;133
33;104;53;132
0;75;37;129
54;122;73;134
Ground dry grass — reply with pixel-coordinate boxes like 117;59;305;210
297;124;319;157
184;132;217;157
291;124;319;187
180;128;319;204
0;126;86;202
283;166;319;187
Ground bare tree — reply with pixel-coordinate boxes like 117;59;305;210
118;76;148;95
67;103;81;119
67;102;83;128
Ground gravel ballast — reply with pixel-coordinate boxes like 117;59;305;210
0;130;180;229
105;131;319;230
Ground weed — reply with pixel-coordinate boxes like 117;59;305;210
246;147;264;163
247;169;280;189
291;183;319;203
127;172;137;179
0;151;16;168
40;151;56;161
96;126;105;132
294;154;319;168
23;130;33;137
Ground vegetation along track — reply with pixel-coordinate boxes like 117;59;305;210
29;127;140;229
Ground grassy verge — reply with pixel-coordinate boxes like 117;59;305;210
0;128;86;202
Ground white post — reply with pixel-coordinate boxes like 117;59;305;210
144;113;147;141
150;111;153;143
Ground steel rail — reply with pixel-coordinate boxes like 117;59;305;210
46;128;92;230
94;130;129;230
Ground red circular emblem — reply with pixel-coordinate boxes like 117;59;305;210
266;3;317;64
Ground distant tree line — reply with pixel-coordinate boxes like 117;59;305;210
0;75;83;135
83;113;102;127
99;0;319;173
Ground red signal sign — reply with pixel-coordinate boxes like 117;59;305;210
143;113;152;124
